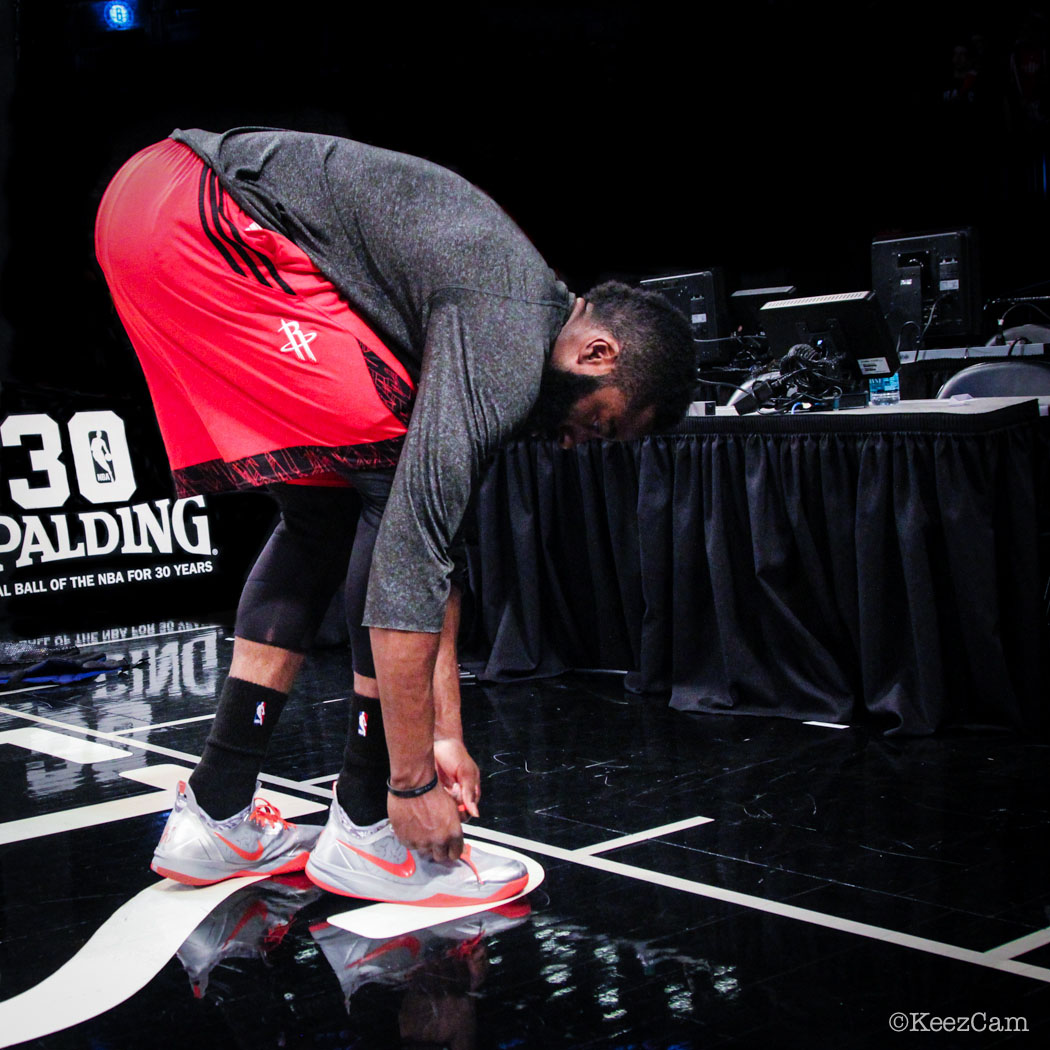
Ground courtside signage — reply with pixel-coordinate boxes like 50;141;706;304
0;409;215;604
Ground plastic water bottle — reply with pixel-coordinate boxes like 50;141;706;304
868;373;901;405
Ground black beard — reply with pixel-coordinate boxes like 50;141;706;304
514;364;602;441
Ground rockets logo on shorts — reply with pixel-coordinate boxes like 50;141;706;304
254;701;266;726
278;318;318;362
357;710;368;737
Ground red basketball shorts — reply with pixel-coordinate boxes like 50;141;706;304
94;139;415;496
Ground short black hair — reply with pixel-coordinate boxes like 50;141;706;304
584;280;695;431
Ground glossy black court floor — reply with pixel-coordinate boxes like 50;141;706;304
1;622;1048;1048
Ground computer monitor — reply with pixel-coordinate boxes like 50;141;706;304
729;285;798;335
759;290;899;389
640;270;732;365
871;229;981;351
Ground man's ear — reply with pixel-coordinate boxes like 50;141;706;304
577;334;620;374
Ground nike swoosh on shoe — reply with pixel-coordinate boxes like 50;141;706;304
339;840;416;878
214;833;265;861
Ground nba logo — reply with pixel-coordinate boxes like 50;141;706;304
254;701;266;726
88;429;115;484
357;711;368;737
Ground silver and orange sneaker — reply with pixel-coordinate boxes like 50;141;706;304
305;794;527;906
152;780;321;886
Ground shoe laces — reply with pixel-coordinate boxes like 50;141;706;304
249;797;290;830
459;844;482;885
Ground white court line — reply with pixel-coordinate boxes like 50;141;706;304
0;705;333;801
0;764;195;845
464;824;1050;985
0;727;132;764
574;815;714;855
0;775;181;846
111;714;215;735
985;925;1050;960
0;683;62;697
804;721;850;729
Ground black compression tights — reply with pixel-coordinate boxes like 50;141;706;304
235;473;394;674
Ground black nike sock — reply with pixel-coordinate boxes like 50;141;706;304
188;677;288;819
335;692;390;826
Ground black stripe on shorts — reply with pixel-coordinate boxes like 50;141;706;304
205;170;273;289
213;180;296;296
197;166;247;279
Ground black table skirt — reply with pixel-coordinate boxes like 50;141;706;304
464;402;1049;736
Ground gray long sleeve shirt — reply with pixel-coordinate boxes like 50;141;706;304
172;127;572;632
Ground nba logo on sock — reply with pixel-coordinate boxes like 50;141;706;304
254;701;266;726
357;710;368;737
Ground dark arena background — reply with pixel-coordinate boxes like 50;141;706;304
1;2;1050;1048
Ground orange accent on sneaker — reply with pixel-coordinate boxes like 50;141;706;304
458;844;482;885
151;850;311;886
253;850;313;878
304;869;372;899
339;840;416;878
213;833;265;861
304;867;528;906
152;864;218;886
416;876;529;907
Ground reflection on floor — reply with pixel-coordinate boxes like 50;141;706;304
1;621;1048;1048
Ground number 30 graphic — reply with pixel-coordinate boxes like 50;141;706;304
0;411;137;509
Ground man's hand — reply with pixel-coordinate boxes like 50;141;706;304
434;737;481;819
388;783;463;863
373;595;476;863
